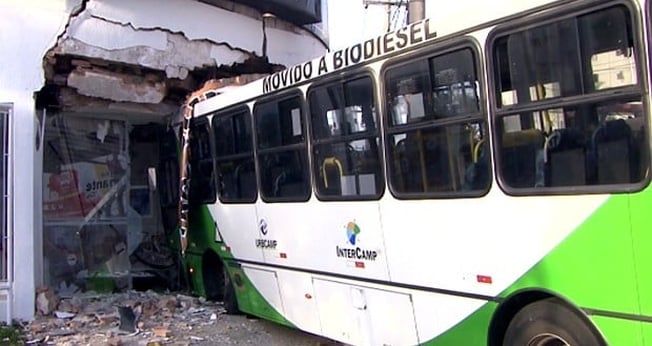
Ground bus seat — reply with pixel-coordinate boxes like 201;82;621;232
234;161;255;199
544;128;586;187
272;170;287;197
395;137;425;193
590;119;633;184
391;139;406;191
501;129;545;188
422;133;454;191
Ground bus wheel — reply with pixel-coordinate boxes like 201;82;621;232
222;266;239;314
504;298;604;346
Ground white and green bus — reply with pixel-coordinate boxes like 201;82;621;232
162;0;652;344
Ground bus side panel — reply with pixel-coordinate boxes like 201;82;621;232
241;266;286;322
256;201;389;280
312;278;419;346
184;252;206;296
219;263;293;327
640;319;652;346
381;191;638;311
629;187;652;316
591;316;644;346
275;269;322;336
211;204;262;262
411;293;490;345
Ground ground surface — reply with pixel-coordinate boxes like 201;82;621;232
25;290;341;346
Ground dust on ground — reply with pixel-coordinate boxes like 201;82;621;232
26;288;342;346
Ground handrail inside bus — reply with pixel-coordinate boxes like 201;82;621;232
473;139;486;163
322;157;343;188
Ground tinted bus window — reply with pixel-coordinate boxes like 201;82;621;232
492;5;648;191
309;76;384;200
385;47;489;197
189;118;216;204
212;109;257;203
255;95;310;202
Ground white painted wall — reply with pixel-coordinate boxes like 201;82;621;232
0;0;328;322
0;0;79;321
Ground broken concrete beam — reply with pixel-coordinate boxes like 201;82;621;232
71;59;92;68
58;87;177;116
67;68;166;103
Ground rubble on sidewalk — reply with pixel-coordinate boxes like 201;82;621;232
25;289;228;345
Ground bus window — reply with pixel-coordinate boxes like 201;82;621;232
255;95;310;202
385;47;489;198
309;76;383;200
386;61;430;126
431;49;480;117
189;118;216;204
212;109;257;203
492;5;648;191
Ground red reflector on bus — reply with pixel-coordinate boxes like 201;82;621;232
225;246;231;252
280;253;287;259
355;261;365;268
476;275;492;284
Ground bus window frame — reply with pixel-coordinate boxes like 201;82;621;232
486;0;651;196
380;39;492;200
188;116;217;205
211;104;258;204
252;90;312;203
306;70;386;201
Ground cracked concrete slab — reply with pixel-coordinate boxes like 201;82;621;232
67;68;166;103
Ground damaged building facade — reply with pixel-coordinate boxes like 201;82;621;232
0;0;328;322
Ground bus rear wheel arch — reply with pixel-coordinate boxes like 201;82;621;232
201;250;224;301
201;250;239;314
489;291;606;346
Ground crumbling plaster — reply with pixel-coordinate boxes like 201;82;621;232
67;68;167;103
47;0;328;109
59;12;248;80
56;0;325;79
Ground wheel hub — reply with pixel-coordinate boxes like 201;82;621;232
527;333;571;346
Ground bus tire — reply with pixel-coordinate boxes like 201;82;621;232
504;297;604;346
222;266;239;314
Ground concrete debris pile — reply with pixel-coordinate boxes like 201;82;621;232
26;289;227;346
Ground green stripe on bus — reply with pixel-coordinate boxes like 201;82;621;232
422;189;650;345
225;265;295;328
501;193;639;314
184;205;293;326
186;186;652;345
